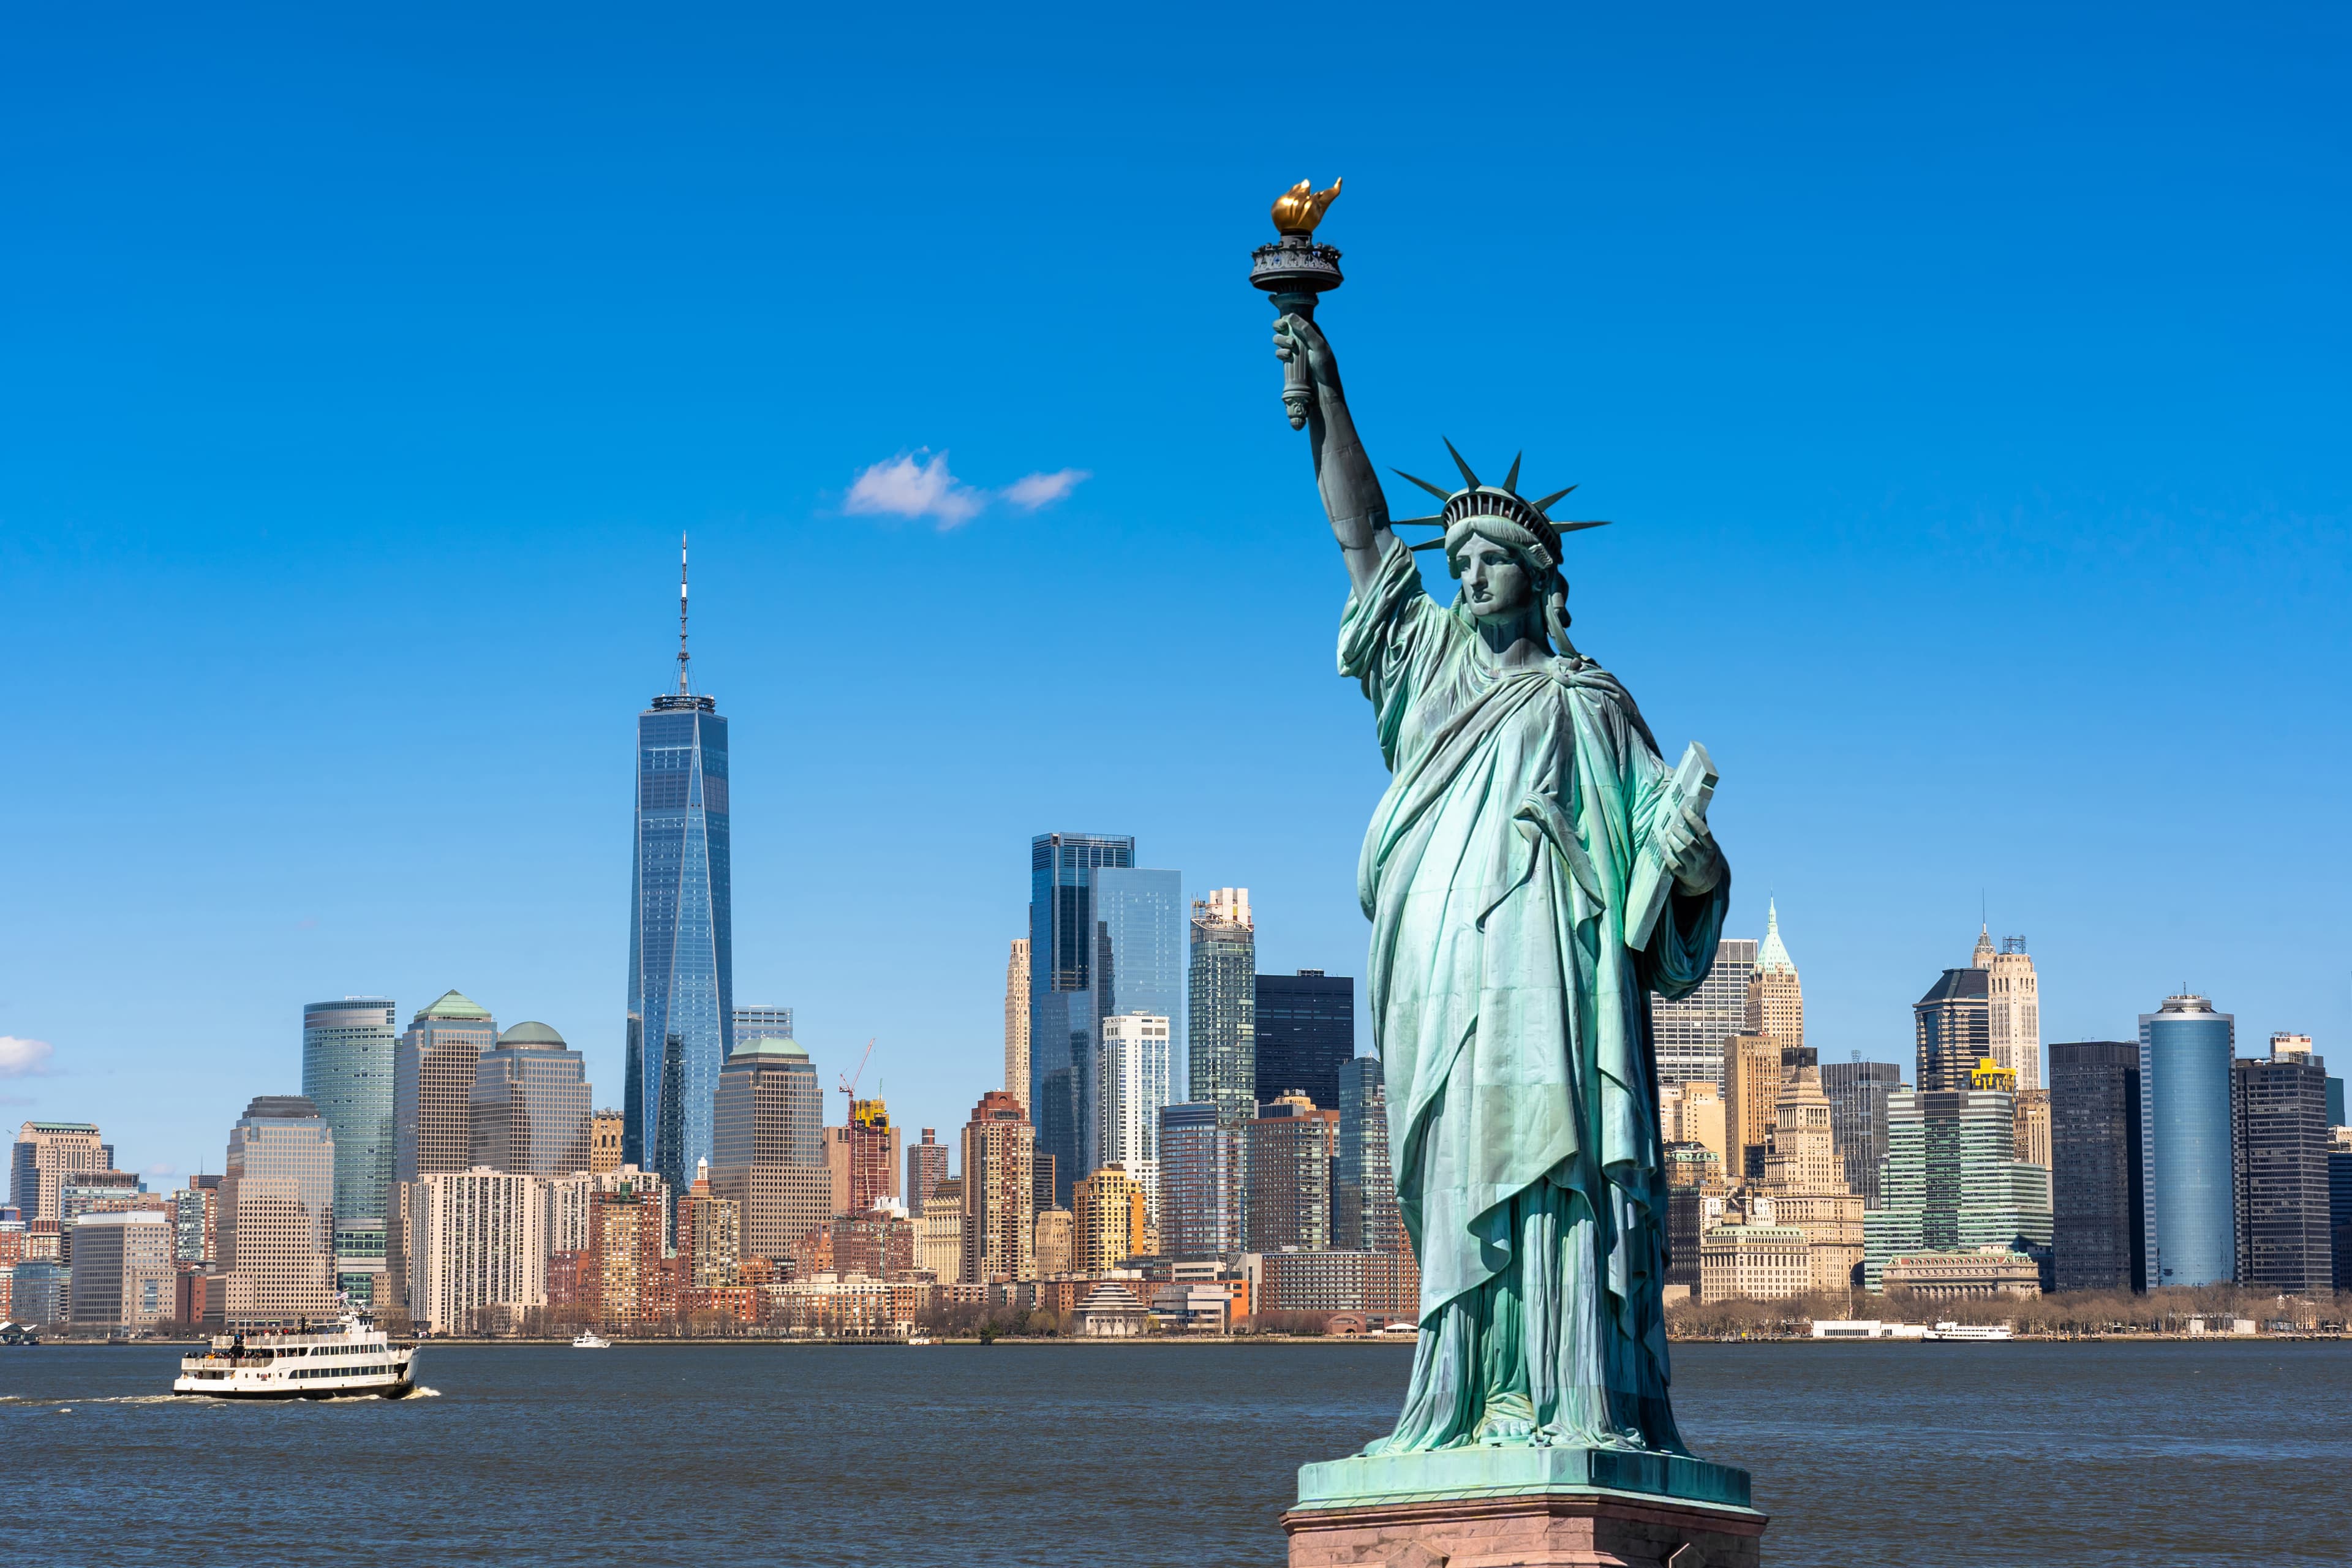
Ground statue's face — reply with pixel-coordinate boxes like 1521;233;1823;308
1458;533;1536;624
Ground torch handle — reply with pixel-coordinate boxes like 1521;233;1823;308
1273;289;1319;431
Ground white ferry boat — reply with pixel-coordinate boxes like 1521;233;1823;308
173;1310;417;1400
1924;1321;2015;1341
570;1331;611;1349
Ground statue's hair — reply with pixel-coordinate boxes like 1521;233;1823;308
1445;517;1576;655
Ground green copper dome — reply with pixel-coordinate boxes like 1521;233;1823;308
497;1020;567;1048
414;989;493;1023
727;1035;807;1060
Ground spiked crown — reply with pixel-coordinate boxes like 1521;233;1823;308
1390;440;1611;570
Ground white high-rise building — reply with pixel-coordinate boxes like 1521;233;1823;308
407;1168;546;1334
1973;927;2042;1090
1097;1012;1172;1225
1004;939;1031;1112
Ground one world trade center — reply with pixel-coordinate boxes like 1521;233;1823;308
626;537;735;1192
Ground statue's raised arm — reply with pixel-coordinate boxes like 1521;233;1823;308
1273;312;1393;600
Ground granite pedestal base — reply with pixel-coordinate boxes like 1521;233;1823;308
1283;1448;1765;1568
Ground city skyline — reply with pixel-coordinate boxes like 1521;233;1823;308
4;10;2348;1183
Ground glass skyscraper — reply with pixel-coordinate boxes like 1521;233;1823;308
627;682;734;1194
1648;938;1757;1088
1092;867;1183;1174
1822;1058;1903;1209
304;997;398;1307
2138;994;2236;1288
1188;889;1257;1127
1028;832;1135;1205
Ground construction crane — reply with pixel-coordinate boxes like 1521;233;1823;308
838;1036;876;1108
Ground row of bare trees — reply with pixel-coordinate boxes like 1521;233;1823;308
1667;1284;2352;1340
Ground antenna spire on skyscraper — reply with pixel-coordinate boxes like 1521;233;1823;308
678;532;691;695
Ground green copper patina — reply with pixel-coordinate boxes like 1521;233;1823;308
1272;309;1741;1502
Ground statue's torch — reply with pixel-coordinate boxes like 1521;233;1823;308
1251;179;1344;429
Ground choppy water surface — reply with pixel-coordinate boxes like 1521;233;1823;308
5;1339;2347;1566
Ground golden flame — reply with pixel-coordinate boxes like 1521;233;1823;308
1271;178;1342;235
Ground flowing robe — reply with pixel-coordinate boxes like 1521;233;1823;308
1341;539;1729;1453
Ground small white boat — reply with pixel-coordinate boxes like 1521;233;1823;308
175;1310;416;1399
570;1331;612;1349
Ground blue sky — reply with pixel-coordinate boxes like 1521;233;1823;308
2;4;2346;1180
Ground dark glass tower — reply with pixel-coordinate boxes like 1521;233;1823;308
1028;832;1135;1207
1822;1058;1904;1209
626;539;734;1194
1254;970;1354;1114
2049;1040;2143;1292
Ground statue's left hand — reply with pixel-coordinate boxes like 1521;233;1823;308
1655;802;1725;897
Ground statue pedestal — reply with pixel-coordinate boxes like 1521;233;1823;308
1283;1448;1766;1568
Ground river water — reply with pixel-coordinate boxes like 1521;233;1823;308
4;1339;2346;1565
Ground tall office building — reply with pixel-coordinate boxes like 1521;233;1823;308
1760;1061;1864;1292
733;1005;793;1044
905;1129;949;1218
221;1096;337;1326
2138;994;2236;1289
2050;1040;2143;1292
470;1022;593;1176
9;1121;105;1224
1028;832;1136;1205
1822;1060;1902;1209
1973;930;2042;1090
1245;1092;1336;1253
1096;1012;1172;1224
1188;888;1257;1126
1157;1101;1245;1261
1722;1032;1786;1181
709;1035;833;1272
394;990;498;1183
1913;967;1990;1094
68;1210;173;1329
628;540;736;1194
1746;902;1803;1052
961;1090;1033;1284
1003;939;1031;1112
1255;971;1354;1116
2232;1039;2331;1293
1862;1085;2051;1289
1649;938;1758;1090
1335;1057;1402;1255
301;998;396;1272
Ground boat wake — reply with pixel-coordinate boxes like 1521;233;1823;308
0;1394;186;1408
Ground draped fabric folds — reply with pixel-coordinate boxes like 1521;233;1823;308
1339;538;1729;1455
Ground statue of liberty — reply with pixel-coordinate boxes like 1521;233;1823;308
1272;304;1732;1460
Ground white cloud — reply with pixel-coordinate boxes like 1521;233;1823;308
145;1163;177;1178
1001;469;1091;510
0;1036;53;1077
844;451;984;530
